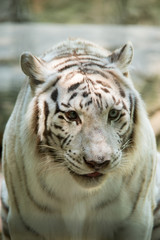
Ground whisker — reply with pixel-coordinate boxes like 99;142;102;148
37;161;66;175
121;139;133;151
40;144;59;150
36;143;66;175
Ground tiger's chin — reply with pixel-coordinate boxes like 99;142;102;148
69;170;106;188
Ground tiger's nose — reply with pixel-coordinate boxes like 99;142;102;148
84;157;110;169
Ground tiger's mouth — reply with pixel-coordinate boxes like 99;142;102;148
69;169;105;188
83;172;103;178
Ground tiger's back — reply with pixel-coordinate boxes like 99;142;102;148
1;38;159;240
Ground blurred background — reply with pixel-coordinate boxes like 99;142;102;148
0;0;160;233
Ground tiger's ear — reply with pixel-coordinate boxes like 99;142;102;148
21;52;47;86
107;42;133;74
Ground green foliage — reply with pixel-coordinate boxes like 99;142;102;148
31;0;160;25
0;91;18;133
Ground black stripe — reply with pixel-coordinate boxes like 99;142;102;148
79;101;83;109
66;139;72;145
82;91;89;97
52;132;64;141
96;99;101;109
37;175;61;201
120;122;127;130
128;173;145;218
95;92;102;98
84;77;96;87
114;112;126;123
54;58;74;69
44;101;49;124
129;94;138;124
9;170;43;238
2;224;11;239
55;102;60;114
41;76;61;94
68;82;81;92
112;95;116;103
32;78;43;85
95;92;103;110
133;98;138;124
114;80;125;98
81;86;86;90
85;99;93;107
54;124;63;130
32;99;39;134
51;88;58;102
83;69;109;79
101;87;110;93
69;92;78;101
68;160;81;170
43;101;49;137
120;112;126;118
58;63;78;72
52;76;61;87
61;135;71;148
22;160;55;213
82;62;106;69
78;56;105;62
129;94;133;117
128;127;135;145
58;115;65;120
96;80;111;88
122;100;127;110
54;56;104;69
61;103;70;108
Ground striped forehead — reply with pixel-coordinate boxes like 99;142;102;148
51;54;107;73
43;39;110;63
51;54;125;97
53;70;125;112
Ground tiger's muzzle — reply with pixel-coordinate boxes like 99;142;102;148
83;156;110;171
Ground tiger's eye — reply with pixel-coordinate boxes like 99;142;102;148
108;109;120;120
65;111;79;121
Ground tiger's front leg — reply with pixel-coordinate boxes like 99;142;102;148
7;215;44;240
115;216;153;240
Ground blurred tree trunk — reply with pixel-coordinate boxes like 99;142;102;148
10;0;30;22
113;0;130;24
32;0;44;13
90;0;105;23
0;0;31;22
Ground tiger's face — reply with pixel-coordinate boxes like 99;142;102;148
22;39;136;188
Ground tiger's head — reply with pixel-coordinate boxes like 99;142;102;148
21;39;143;188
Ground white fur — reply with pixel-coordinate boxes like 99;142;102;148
1;39;158;240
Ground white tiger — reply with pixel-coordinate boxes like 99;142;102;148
1;38;160;240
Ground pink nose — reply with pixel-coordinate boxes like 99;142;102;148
83;157;110;170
